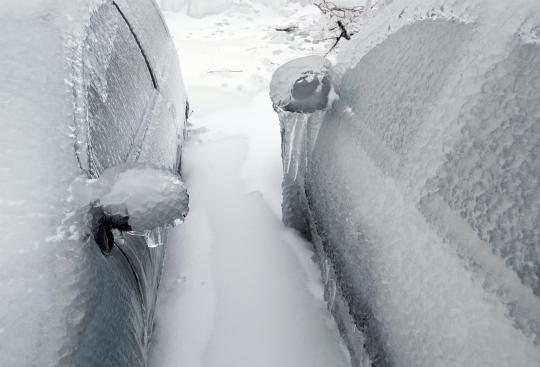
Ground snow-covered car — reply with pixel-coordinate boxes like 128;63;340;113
271;0;540;366
0;0;188;366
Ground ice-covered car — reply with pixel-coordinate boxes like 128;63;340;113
271;0;540;366
0;0;188;366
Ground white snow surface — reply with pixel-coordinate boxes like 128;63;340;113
149;2;351;367
158;0;316;17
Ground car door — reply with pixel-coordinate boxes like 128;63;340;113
83;1;157;177
113;0;188;173
73;2;168;365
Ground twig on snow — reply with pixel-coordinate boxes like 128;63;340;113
275;26;298;33
325;20;351;56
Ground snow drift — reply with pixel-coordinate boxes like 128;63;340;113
271;0;540;366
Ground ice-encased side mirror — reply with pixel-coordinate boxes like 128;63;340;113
270;55;337;113
75;164;189;255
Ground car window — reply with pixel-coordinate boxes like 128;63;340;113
115;0;175;83
84;3;156;177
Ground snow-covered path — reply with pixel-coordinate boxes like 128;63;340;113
149;3;350;367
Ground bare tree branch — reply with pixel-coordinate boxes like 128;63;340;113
315;1;367;55
315;0;365;19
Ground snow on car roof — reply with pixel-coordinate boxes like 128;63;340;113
334;0;540;75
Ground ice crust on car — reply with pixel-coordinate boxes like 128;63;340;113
0;1;188;366
273;0;540;366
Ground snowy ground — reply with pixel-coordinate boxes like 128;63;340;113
149;2;351;366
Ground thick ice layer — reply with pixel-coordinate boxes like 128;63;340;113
0;1;187;366
274;0;540;365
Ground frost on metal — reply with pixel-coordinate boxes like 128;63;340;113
272;0;540;366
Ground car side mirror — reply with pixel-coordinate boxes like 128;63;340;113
270;55;338;113
77;164;189;255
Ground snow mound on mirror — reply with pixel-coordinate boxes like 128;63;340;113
270;56;338;113
73;164;190;233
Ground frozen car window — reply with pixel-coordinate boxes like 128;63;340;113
115;0;176;84
84;3;156;177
